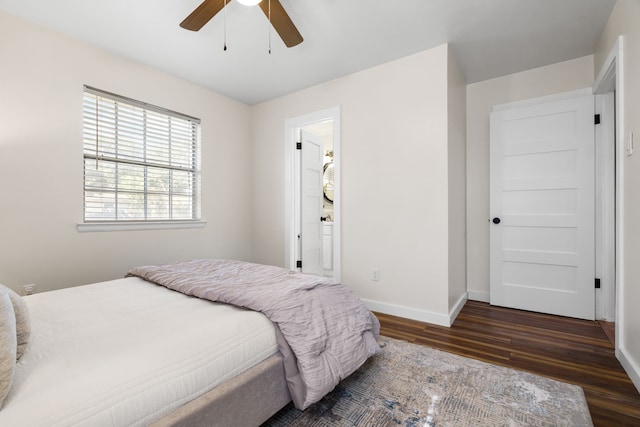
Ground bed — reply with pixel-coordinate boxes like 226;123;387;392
0;259;380;426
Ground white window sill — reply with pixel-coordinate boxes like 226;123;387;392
77;221;207;233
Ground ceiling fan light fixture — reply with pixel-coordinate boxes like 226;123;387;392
236;0;262;6
180;0;302;47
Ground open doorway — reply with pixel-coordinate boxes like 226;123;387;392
302;120;335;277
284;107;341;281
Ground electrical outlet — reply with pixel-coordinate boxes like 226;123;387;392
372;269;380;281
22;284;36;296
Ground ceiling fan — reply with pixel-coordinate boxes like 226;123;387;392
180;0;303;47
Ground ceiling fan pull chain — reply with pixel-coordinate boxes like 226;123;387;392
223;0;228;51
268;0;271;54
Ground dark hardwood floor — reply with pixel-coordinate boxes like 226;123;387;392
375;301;640;426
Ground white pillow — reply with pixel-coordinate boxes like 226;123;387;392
0;288;17;408
2;286;30;360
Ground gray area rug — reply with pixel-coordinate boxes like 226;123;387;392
263;337;593;426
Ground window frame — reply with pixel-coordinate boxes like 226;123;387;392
79;86;204;231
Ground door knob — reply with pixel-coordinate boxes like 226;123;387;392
492;217;501;224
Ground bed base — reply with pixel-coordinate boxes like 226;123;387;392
151;353;291;427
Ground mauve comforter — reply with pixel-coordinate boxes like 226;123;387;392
126;259;380;409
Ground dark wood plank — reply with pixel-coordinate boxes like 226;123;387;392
600;320;616;346
374;301;640;427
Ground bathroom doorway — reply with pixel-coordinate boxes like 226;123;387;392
284;107;341;280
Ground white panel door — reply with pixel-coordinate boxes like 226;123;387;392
490;95;595;320
300;130;324;276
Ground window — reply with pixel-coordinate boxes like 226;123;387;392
82;86;201;223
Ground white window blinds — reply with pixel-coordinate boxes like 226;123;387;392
82;86;201;222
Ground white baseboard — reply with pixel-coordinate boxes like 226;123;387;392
467;290;490;303
449;293;467;326
618;347;640;394
363;299;454;327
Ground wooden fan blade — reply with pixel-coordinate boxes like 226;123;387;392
258;0;303;47
180;0;230;31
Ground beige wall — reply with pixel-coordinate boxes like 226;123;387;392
0;11;463;325
252;45;459;324
447;49;467;314
595;0;640;389
0;12;253;293
465;56;595;300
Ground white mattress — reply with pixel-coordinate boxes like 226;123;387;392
0;277;278;426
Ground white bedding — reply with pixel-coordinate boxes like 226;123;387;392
0;277;278;427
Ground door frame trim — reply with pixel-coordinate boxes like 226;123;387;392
594;92;616;321
284;107;341;281
593;36;628;369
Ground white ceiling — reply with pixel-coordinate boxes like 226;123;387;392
0;0;616;105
